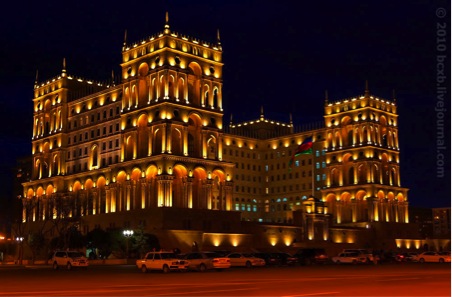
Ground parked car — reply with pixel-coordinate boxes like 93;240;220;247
395;252;418;262
183;251;231;271
226;252;266;268
413;251;451;263
136;251;189;273
272;252;299;266
332;252;368;264
52;250;89;270
342;249;374;263
253;252;280;266
293;248;329;265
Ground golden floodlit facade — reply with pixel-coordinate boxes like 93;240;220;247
21;14;411;252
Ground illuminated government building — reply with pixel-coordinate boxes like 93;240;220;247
21;14;421;253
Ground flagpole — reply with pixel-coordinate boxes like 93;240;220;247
311;152;315;197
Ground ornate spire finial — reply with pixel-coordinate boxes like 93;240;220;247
164;11;170;33
216;29;222;50
289;113;293;124
365;80;370;96
62;57;67;77
324;90;329;104
260;106;264;119
122;30;128;51
35;70;39;85
229;113;233;125
392;89;396;102
111;70;115;86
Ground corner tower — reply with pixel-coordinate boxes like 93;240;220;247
321;84;409;225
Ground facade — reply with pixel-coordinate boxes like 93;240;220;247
20;15;412;253
432;208;451;238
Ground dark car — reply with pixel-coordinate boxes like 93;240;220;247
293;248;329;265
395;252;418;262
272;252;298;266
253;253;279;266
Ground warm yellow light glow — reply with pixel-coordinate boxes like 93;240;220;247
269;238;277;246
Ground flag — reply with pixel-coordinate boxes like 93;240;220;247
289;136;313;170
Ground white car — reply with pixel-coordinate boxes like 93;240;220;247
183;251;231;272
52;251;89;270
136;251;189;273
226;252;266;268
342;249;374;263
413;251;451;263
332;252;368;264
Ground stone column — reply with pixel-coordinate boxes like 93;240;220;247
183;127;188;156
185;177;193;208
157;175;174;207
141;180;147;209
205;179;213;210
105;187;111;213
217;133;223;161
336;200;342;224
92;189;98;215
126;183;131;211
166;123;172;154
162;123;167;153
224;181;233;211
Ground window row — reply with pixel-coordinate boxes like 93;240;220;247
67;140;120;159
69;106;120;129
66;155;120;174
68;124;120;144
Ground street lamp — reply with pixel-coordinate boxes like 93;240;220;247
16;237;24;265
123;230;133;261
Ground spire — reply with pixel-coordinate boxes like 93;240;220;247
392;89;397;102
324;90;329;104
229;114;233;126
34;70;39;86
164;11;170;34
122;30;128;51
260;106;264;120
111;70;115;86
289;113;293;124
62;58;67;77
217;29;222;49
364;80;370;96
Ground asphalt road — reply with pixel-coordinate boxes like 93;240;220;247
0;262;450;296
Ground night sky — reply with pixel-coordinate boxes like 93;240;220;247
0;0;450;216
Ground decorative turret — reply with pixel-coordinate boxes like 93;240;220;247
122;30;127;52
164;11;170;34
34;70;39;88
62;57;67;77
217;29;222;50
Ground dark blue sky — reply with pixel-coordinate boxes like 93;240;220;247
0;0;450;210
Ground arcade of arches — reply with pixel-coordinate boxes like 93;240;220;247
323;189;408;224
23;165;233;222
